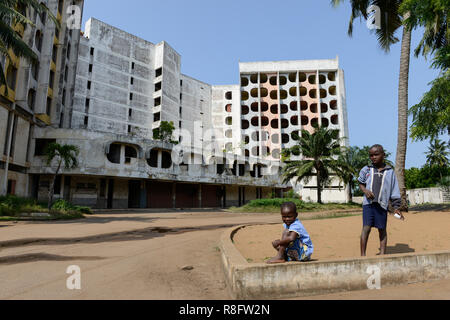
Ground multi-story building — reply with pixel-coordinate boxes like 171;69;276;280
2;12;350;208
216;60;350;202
0;0;84;197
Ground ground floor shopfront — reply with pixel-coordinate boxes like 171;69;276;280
33;174;284;209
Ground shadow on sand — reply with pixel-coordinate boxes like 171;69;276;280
0;253;106;265
385;243;415;255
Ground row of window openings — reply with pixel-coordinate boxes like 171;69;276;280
231;116;339;129
240;72;337;87
240;87;337;101
237;101;338;114
110;147;264;178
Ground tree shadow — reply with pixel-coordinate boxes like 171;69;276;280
0;253;106;265
385;243;415;255
0;223;239;249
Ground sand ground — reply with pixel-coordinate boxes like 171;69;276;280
0;208;449;300
233;210;450;263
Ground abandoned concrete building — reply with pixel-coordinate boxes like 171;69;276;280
1;11;350;209
0;0;84;199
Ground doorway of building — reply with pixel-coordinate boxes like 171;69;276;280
128;180;141;208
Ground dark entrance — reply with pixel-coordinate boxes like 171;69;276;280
63;176;71;201
31;175;40;199
201;185;222;208
128;180;141;208
107;179;114;209
147;181;173;208
176;183;199;208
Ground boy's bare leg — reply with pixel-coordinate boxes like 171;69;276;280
360;225;372;256
267;229;290;264
378;229;387;255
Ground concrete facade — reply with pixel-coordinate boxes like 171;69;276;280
1;0;84;197
2;6;351;208
407;187;450;206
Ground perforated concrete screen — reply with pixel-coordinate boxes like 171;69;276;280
238;67;343;162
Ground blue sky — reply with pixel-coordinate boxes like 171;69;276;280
81;0;447;169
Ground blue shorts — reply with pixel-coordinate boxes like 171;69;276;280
286;242;311;262
363;203;387;229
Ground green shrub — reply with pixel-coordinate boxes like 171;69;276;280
0;195;45;216
229;198;361;213
51;199;92;214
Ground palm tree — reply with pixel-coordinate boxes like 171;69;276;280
402;0;450;140
425;138;449;181
0;0;58;90
45;143;79;209
282;127;352;204
331;0;412;210
338;146;369;202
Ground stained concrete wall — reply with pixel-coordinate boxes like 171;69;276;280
0;169;28;196
12;117;30;166
407;188;448;205
226;185;240;207
72;18;154;139
0;107;8;155
180;74;212;147
211;85;240;153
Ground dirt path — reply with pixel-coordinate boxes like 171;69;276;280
0;211;278;299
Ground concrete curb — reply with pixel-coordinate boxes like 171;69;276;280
220;225;450;299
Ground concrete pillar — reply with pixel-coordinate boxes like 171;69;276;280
158;150;162;168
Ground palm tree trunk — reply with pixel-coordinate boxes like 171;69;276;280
316;172;322;204
348;179;354;203
48;160;62;210
395;21;412;212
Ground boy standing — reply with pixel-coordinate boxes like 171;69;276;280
358;144;405;256
267;202;313;264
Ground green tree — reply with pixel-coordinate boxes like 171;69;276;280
45;143;79;209
337;146;366;202
153;121;176;143
425;138;449;182
0;0;58;90
331;0;412;210
405;165;450;189
281;127;352;204
400;0;450;141
409;71;450;140
425;138;449;167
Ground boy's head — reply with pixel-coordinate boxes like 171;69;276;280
369;144;385;166
281;202;298;226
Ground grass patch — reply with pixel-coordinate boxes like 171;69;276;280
303;211;361;220
227;198;361;213
0;196;89;221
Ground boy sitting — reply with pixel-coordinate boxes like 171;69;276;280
267;202;314;264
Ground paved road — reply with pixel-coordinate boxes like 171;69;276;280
0;210;448;300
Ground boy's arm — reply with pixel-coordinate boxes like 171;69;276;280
359;183;375;200
390;172;403;217
277;231;298;247
358;166;375;200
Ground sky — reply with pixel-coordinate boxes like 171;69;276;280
81;0;447;169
